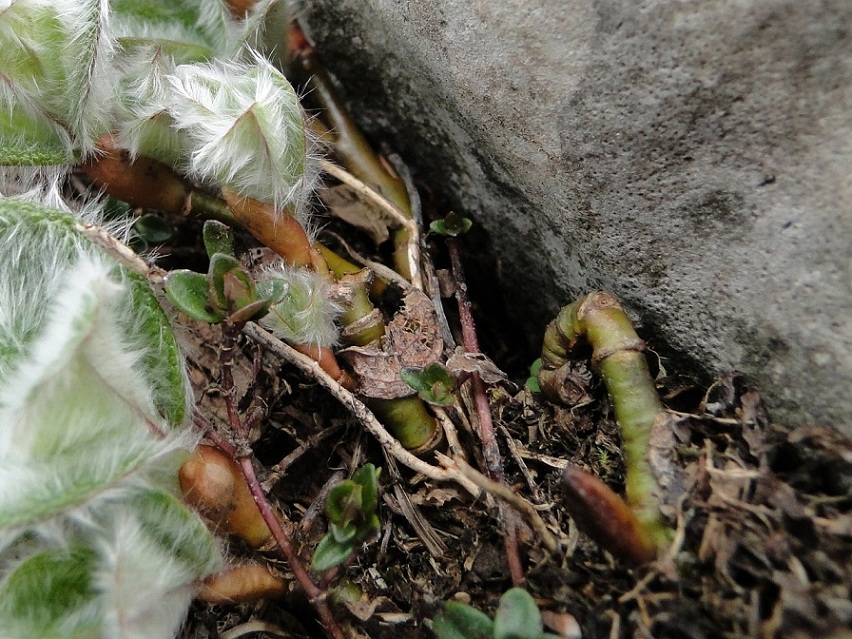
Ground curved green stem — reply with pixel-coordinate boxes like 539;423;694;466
287;21;414;280
540;291;670;552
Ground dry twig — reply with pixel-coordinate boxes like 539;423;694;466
242;322;480;497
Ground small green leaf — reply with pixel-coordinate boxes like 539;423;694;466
226;297;273;324
401;363;457;406
207;253;242;310
312;533;355;572
202;220;235;258
165;270;226;323
432;601;495;639
223;270;256;309
525;358;542;394
330;522;359;545
134;214;174;244
493;589;544;639
351;464;380;516
326;481;362;527
430;212;473;237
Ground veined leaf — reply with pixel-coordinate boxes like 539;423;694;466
0;199;191;527
0;546;100;639
0;0;114;154
432;601;495;639
167;54;309;211
0;199;188;425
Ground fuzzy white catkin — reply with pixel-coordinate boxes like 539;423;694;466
166;51;317;215
0;0;115;156
259;265;342;347
0;198;221;639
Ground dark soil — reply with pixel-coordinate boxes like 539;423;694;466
162;181;852;639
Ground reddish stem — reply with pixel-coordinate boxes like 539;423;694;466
446;238;524;585
214;322;345;639
236;456;344;639
192;412;236;456
221;324;247;439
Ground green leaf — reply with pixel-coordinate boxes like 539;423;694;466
207;253;257;313
226;298;273;324
351;464;381;516
0;546;100;639
312;532;355;572
222;269;257;310
326;480;361;527
126;269;188;426
330;522;359;545
125;488;221;576
111;0;223;63
432;601;495;639
401;363;457;406
202;220;235;258
493;589;544;639
167;56;307;210
165;269;226;323
207;253;242;310
525;358;542;394
429;212;473;237
134;214;174;244
0;107;73;165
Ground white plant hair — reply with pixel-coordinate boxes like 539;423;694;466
259;264;342;347
0;253;192;529
0;0;115;156
93;491;222;639
166;50;318;215
0;196;220;639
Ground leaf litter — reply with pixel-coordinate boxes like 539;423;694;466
168;164;851;639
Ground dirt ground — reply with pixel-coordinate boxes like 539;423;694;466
160;194;852;639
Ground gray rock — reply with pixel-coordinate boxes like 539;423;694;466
298;0;852;433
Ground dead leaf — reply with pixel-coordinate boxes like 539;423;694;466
408;486;463;507
446;348;507;384
319;183;391;244
340;289;443;399
648;412;689;511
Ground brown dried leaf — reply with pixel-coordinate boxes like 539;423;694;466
340;289;443;399
408;486;463;508
319;183;391;244
446;347;507;384
648;412;689;512
342;595;399;622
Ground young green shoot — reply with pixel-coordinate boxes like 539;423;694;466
312;464;382;573
539;291;672;559
432;588;561;639
401;363;458;407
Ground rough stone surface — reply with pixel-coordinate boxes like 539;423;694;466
298;1;852;433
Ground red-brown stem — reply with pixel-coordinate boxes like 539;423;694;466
222;189;322;272
236;455;344;639
221;324;247;439
446;238;524;585
215;322;343;639
81;134;191;215
293;343;357;391
193;412;237;456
